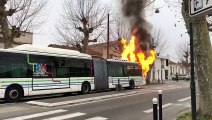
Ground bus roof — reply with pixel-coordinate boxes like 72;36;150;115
0;44;92;59
107;59;138;64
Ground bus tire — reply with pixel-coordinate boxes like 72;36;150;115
129;80;135;89
5;85;23;103
81;82;91;94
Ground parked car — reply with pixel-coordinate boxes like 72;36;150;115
172;74;190;81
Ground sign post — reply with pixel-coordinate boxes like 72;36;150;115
189;23;197;120
189;1;212;119
190;0;212;17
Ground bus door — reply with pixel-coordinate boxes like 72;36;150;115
28;55;53;95
120;64;129;87
51;66;70;94
30;63;53;95
49;57;70;94
93;58;108;90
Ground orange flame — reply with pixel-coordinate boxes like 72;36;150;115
121;35;156;79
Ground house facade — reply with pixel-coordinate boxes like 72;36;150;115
169;61;188;78
150;55;169;82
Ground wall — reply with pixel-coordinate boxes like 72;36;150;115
151;57;169;82
0;32;33;48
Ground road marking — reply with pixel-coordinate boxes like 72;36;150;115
177;97;191;102
4;109;67;120
175;103;191;108
0;106;28;114
143;103;173;113
26;101;51;107
85;116;108;120
43;112;86;120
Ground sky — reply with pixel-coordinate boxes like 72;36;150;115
32;0;191;61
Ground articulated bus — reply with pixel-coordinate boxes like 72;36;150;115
0;45;144;102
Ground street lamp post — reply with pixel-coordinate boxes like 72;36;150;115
189;23;197;120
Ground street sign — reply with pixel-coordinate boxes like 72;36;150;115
190;0;212;17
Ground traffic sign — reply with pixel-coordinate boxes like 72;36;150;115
190;0;212;17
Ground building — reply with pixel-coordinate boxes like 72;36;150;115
48;44;102;57
169;60;188;79
88;41;121;59
150;55;169;82
0;27;33;48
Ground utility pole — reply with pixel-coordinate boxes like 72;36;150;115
107;14;110;59
189;23;197;120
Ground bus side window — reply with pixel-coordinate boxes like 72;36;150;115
126;65;134;76
122;65;127;77
134;65;142;76
0;52;27;78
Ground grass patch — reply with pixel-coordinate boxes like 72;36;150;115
177;112;212;120
177;112;191;120
198;114;212;120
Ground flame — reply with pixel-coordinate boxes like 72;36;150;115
121;35;156;79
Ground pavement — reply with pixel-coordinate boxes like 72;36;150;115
0;80;198;120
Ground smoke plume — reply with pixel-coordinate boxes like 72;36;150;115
121;0;153;52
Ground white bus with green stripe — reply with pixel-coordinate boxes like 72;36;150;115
0;45;144;102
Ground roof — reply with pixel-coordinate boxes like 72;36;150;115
89;41;118;49
169;60;178;64
48;44;103;57
88;41;120;55
157;55;169;60
87;48;102;57
1;44;92;59
107;59;138;64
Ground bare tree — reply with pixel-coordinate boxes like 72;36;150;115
176;41;190;74
55;0;109;53
163;0;212;117
151;27;168;55
110;13;131;41
101;12;131;57
176;41;190;64
0;0;47;48
182;0;212;116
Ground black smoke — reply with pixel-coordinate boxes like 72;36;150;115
121;0;153;52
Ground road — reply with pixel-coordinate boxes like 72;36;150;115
0;81;198;120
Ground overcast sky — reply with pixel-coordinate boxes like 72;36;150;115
32;0;191;61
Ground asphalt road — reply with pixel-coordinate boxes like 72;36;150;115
0;81;198;120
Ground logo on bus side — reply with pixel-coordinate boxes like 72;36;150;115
34;63;48;76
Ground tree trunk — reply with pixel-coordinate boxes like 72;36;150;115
0;7;13;49
146;63;155;84
145;71;151;84
182;0;212;116
82;34;89;53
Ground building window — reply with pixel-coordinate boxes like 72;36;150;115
166;59;169;66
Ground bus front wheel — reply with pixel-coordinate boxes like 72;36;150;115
81;82;91;94
5;85;23;103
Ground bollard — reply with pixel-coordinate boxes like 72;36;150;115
118;78;120;87
116;79;122;91
152;98;158;120
158;90;163;120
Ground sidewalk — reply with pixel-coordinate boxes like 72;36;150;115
139;80;189;89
